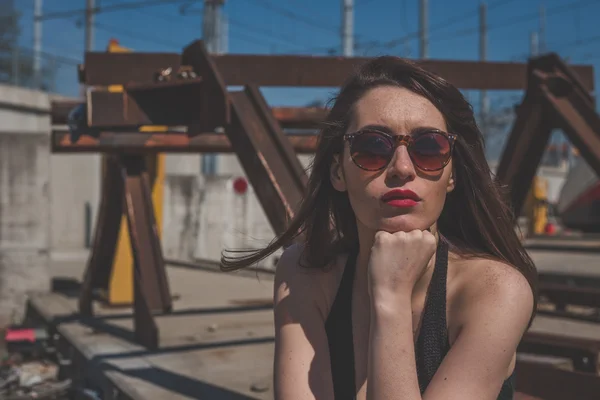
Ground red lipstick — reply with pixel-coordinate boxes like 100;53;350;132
381;189;421;208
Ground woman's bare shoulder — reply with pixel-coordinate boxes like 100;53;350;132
449;254;534;329
274;243;348;322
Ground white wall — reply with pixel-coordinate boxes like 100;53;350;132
0;85;54;327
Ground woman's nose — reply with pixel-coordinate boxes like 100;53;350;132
387;146;416;182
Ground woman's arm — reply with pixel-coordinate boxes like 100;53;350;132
273;244;335;400
367;257;533;400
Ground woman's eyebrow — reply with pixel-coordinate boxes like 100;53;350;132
358;124;445;135
358;124;395;134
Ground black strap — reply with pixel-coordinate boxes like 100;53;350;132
325;249;358;399
415;239;449;393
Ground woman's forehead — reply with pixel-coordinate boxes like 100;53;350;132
350;86;447;133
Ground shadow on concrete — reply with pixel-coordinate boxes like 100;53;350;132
99;362;260;399
51;277;82;299
92;336;275;361
45;303;273;348
51;302;273;323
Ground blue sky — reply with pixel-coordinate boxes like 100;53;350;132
14;0;600;119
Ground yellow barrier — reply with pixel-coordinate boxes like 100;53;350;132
103;39;166;305
524;176;549;236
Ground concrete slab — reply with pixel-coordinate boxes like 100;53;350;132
29;260;275;399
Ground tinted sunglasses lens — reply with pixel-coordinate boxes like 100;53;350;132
410;133;452;170
350;131;393;170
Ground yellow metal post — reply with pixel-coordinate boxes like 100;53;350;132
103;39;167;305
525;176;549;237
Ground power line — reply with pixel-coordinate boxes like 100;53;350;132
430;0;599;45
357;0;523;52
553;33;600;61
93;17;304;53
136;8;307;50
131;5;195;25
296;0;523;55
360;0;597;52
94;21;184;49
227;17;308;48
11;46;82;66
36;0;200;21
554;33;600;51
241;0;339;35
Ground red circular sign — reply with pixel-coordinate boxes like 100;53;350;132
233;177;248;194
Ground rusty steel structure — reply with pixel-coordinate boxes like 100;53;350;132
495;53;600;214
51;39;600;399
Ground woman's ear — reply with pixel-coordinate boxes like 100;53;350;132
446;167;456;193
330;155;347;192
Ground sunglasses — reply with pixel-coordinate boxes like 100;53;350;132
343;129;457;172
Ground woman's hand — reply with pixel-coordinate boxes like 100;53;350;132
368;229;437;305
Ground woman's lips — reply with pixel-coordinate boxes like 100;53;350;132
381;189;421;208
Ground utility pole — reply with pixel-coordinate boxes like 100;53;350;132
203;0;225;54
203;0;215;53
202;0;226;175
219;14;229;54
12;46;19;86
33;0;42;89
539;4;546;54
479;2;488;135
419;0;428;59
530;32;539;57
85;0;95;52
342;0;354;57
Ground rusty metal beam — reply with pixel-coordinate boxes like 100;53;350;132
79;156;123;316
121;155;171;349
540;283;600;309
81;52;181;87
543;77;600;177
51;99;328;129
84;88;203;128
272;107;328;129
123;79;206;127
495;54;600;214
228;85;308;234
515;359;600;400
78;154;172;349
80;47;595;91
68;91;330;130
520;331;600;373
51;130;319;154
181;40;230;131
495;86;554;214
86;78;223;130
51;99;84;125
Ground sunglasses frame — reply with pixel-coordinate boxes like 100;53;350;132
343;128;457;172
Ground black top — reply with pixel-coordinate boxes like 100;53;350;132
324;239;515;399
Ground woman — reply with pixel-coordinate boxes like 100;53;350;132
222;56;537;400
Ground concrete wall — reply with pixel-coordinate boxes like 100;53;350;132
161;153;314;270
49;153;100;256
0;85;53;327
162;155;202;260
0;84;99;326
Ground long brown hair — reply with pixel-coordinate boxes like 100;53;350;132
221;56;537;305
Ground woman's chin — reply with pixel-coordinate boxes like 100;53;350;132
378;215;429;233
